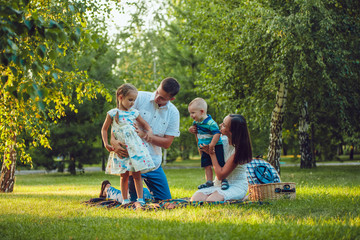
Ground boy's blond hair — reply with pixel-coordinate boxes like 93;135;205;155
189;97;208;113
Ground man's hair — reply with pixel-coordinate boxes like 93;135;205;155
189;97;208;112
161;77;180;97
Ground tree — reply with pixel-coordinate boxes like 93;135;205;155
171;0;360;172
0;0;120;192
51;29;120;174
298;101;314;168
112;0;204;161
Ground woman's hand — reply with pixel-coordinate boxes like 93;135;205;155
209;143;216;154
199;144;215;155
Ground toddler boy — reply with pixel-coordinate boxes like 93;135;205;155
188;98;229;190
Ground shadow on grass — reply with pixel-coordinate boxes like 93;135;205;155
14;171;120;187
0;209;358;240
278;166;360;187
0;192;93;202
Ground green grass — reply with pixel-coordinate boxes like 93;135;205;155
1;166;359;240
165;154;360;168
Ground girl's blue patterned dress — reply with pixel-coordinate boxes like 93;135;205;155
105;108;155;175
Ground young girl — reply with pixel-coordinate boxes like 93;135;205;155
101;83;155;205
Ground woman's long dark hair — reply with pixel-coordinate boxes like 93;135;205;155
229;114;253;165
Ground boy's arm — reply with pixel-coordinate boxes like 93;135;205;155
188;124;201;156
208;120;221;152
209;133;220;153
193;133;201;157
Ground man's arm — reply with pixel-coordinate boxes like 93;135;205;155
133;122;174;149
143;133;175;149
136;115;152;138
110;132;129;158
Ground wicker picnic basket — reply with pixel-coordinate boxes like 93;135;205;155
249;182;296;201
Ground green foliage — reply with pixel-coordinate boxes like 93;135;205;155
171;0;360;160
112;1;204;160
27;23;121;171
0;0;120;168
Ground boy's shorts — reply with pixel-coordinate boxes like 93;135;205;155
201;144;225;168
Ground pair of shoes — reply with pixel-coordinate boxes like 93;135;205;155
221;179;229;190
99;180;111;198
136;198;145;205
134;198;145;209
198;181;214;189
134;202;144;209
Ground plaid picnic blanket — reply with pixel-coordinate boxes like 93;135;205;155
83;197;268;211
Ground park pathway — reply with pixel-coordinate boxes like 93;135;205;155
14;161;360;175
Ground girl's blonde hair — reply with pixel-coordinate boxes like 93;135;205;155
116;83;137;108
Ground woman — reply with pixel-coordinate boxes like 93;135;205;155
191;114;252;201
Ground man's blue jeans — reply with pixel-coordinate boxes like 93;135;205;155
129;166;172;201
107;186;152;202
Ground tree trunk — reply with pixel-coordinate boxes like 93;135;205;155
68;154;76;175
1;135;17;193
102;141;106;171
299;101;315;168
267;82;288;175
283;144;288;156
349;145;354;160
337;144;343;155
310;124;317;167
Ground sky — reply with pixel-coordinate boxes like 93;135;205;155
104;0;164;37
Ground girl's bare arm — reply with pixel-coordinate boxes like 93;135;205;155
101;114;114;152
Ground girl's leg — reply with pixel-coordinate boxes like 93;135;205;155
132;171;143;201
120;172;130;202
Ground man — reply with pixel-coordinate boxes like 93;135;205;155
111;77;180;201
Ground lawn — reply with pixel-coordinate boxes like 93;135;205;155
0;165;359;240
163;153;360;168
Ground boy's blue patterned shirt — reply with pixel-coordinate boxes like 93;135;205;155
194;114;222;146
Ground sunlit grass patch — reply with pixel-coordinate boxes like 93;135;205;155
0;166;359;239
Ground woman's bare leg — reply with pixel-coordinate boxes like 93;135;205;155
206;191;225;202
190;192;209;201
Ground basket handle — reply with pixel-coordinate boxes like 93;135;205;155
275;184;295;193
